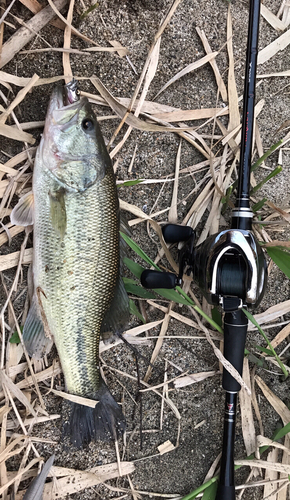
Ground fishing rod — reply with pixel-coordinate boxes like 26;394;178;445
140;0;267;498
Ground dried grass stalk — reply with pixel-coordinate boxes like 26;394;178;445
240;359;256;458
19;0;66;29
154;52;218;99
227;4;240;131
143;304;172;383
196;26;228;101
0;74;39;124
261;4;286;31
174;371;216;388
62;0;74;83
264;447;279;500
168;140;181;224
0;0;68;69
255;376;290;424
258;28;290;65
0;124;35;144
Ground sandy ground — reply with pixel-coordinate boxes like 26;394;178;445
1;0;290;499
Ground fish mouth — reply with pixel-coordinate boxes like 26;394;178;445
43;83;87;142
41;82;93;167
49;79;80;112
46;84;82;118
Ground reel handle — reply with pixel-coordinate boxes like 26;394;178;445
223;310;248;393
141;269;180;289
162;224;194;244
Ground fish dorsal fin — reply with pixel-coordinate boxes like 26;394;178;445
23;294;53;359
11;191;34;226
101;275;130;343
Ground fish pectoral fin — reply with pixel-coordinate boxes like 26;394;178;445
10;191;34;226
22;294;53;359
101;275;130;343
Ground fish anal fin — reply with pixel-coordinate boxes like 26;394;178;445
101;276;130;343
23;294;53;359
11;191;34;226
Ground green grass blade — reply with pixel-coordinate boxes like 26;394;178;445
180;477;218;500
124;283;156;299
247;352;265;368
252;197;267;212
255;345;274;356
212;307;223;329
229;140;283;203
242;308;288;378
251;140;283;172
118;179;144;188
250;166;282;195
201;482;218;500
266;246;290;279
176;286;223;333
120;232;161;271
221;185;233;215
79;2;98;21
153;288;193;306
123;257;145;279
9;330;21;343
129;299;145;323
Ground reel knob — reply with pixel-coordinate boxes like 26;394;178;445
162;224;194;244
141;270;180;289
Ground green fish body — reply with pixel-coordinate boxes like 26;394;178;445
11;85;128;447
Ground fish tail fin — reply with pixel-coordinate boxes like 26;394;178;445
63;380;126;448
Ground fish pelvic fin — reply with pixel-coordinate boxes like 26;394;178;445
22;293;53;359
63;380;126;448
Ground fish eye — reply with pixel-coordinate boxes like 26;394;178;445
82;118;94;132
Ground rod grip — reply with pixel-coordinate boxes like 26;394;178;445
223;310;248;393
215;484;236;500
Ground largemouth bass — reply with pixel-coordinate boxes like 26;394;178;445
11;81;129;447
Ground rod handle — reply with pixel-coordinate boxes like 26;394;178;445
223;310;248;393
215;484;236;500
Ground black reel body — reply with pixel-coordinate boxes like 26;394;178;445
192;229;267;311
141;225;267;313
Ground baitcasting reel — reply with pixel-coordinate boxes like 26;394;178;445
141;224;267;313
